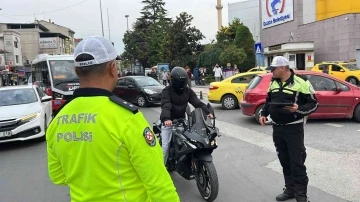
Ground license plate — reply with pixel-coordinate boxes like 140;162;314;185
0;131;12;138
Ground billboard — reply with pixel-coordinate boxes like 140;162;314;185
157;63;170;72
261;0;294;29
39;37;58;49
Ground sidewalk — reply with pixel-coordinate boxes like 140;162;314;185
191;81;209;96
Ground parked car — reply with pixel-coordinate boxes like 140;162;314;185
311;61;360;85
113;76;164;107
0;85;52;143
208;71;266;110
240;71;360;123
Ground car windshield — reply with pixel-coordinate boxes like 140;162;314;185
49;60;79;86
0;88;38;107
134;77;161;87
343;64;360;71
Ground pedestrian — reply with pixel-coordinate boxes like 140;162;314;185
259;56;318;202
185;66;192;87
193;67;200;85
46;36;180;202
223;63;234;79
161;70;168;86
213;64;222;81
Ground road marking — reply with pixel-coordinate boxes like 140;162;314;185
151;107;360;201
324;123;344;128
357;130;360;132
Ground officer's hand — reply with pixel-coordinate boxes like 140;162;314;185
208;113;214;119
284;103;298;113
164;120;172;127
259;116;267;126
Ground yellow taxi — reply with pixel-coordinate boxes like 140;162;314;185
208;71;266;110
311;62;360;85
247;66;267;72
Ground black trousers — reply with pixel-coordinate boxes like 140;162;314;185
272;123;308;197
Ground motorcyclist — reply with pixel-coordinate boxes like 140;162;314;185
160;67;214;166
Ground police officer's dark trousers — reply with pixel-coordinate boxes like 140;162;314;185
273;122;308;197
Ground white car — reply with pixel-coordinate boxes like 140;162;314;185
0;85;52;143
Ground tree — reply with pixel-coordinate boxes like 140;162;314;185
163;12;204;68
140;0;171;24
216;18;243;48
122;0;170;71
234;24;256;70
219;44;247;69
197;43;222;68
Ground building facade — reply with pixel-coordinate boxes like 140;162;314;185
0;21;75;79
228;0;360;69
260;0;360;69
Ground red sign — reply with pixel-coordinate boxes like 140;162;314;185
307;55;312;61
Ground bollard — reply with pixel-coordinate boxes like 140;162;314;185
200;91;203;99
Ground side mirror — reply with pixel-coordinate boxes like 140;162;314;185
41;96;52;102
339;69;345;72
128;84;134;88
335;87;342;92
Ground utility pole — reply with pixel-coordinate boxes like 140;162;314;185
99;0;104;37
216;0;223;31
125;15;129;31
107;8;111;41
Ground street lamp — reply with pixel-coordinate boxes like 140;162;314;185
125;15;129;31
99;0;104;36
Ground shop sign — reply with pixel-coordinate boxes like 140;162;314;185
39;37;58;49
261;0;294;29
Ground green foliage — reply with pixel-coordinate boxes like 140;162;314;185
219;44;247;68
197;18;256;71
234;25;256;70
197;43;221;68
205;75;215;84
122;0;204;71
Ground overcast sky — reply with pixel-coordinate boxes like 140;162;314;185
0;0;244;54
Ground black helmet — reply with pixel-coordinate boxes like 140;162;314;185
170;67;188;92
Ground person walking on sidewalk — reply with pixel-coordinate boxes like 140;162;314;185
259;56;318;202
161;70;168;86
213;64;222;81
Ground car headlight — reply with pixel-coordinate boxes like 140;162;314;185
144;89;157;95
20;112;40;123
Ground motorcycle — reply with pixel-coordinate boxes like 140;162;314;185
153;103;220;202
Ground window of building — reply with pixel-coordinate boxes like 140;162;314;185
15;55;19;63
14;41;18;48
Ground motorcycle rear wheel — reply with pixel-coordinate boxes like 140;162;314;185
196;161;219;202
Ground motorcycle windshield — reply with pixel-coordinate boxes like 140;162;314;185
190;108;209;138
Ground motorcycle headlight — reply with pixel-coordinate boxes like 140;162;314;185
144;89;157;95
20;112;40;123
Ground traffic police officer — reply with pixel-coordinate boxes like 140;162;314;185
259;56;318;202
46;36;180;202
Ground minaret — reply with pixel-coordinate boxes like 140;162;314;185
216;0;223;31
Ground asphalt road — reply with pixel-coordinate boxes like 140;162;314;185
0;100;359;202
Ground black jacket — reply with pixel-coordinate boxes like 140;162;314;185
160;86;210;122
260;71;318;124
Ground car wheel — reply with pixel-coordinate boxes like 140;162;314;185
346;77;358;85
254;104;264;123
353;104;360;122
221;94;238;110
136;95;147;107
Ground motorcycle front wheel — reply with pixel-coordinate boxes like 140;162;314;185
195;161;219;202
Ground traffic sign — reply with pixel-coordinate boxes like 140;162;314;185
254;43;262;54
